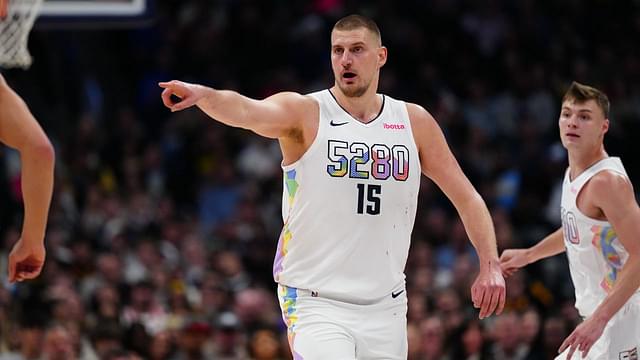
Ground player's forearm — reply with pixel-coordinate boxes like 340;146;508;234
457;193;499;266
591;254;640;323
20;139;55;244
526;228;565;264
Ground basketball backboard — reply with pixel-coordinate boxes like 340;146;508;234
36;0;153;27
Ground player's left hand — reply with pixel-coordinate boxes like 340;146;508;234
8;238;46;283
558;315;607;360
471;261;506;319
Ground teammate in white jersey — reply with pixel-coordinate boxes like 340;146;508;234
159;14;505;359
501;82;640;359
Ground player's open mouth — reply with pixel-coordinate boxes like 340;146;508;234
566;133;580;138
343;72;357;79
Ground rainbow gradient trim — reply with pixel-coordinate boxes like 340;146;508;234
279;286;303;359
591;225;622;291
285;169;299;206
273;224;291;279
274;170;299;280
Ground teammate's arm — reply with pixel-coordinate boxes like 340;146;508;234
407;103;505;319
500;228;565;277
560;171;640;359
0;74;55;282
159;80;314;140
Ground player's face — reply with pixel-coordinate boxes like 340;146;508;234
331;28;386;98
558;99;609;152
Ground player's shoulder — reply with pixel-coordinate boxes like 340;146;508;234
587;169;632;201
590;169;629;188
404;102;438;131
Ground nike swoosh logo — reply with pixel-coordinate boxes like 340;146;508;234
330;120;349;126
391;290;404;298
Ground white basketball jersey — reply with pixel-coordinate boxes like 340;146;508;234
273;89;421;302
561;157;638;317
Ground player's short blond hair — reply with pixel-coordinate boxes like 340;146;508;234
333;15;381;45
562;81;610;118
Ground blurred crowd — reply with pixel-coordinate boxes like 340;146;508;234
1;0;640;359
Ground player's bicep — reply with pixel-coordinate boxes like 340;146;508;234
245;92;313;140
596;174;640;255
0;86;43;150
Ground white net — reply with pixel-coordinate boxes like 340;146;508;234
0;0;43;69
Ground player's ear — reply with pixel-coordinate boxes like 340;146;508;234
378;46;387;68
602;118;609;134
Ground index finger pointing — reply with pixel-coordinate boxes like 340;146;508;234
158;81;174;88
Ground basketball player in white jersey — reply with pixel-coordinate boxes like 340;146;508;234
500;82;640;359
0;73;55;283
160;15;505;359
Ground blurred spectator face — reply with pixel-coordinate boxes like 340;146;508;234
131;282;154;311
97;253;123;284
95;285;120;320
91;320;122;359
409;266;433;294
462;321;484;355
452;254;475;293
137;240;161;269
233;288;270;326
177;321;210;356
435;288;463;331
420;316;445;358
407;292;427;323
492;312;521;353
520;308;541;344
42;326;76;360
199;274;228;314
52;293;84;324
543;316;567;352
18;326;44;359
149;331;175;360
215;312;242;355
216;251;244;277
249;328;281;360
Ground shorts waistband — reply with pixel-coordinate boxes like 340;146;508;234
277;284;403;306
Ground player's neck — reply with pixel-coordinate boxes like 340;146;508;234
568;146;608;181
330;86;382;123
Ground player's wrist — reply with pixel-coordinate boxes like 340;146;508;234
479;256;501;271
523;248;534;264
19;231;44;246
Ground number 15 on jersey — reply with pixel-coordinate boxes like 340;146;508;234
326;140;410;216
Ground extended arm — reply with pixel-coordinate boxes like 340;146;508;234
159;80;314;140
500;228;565;276
407;103;505;319
0;74;55;282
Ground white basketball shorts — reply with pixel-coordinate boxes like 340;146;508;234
277;284;408;360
